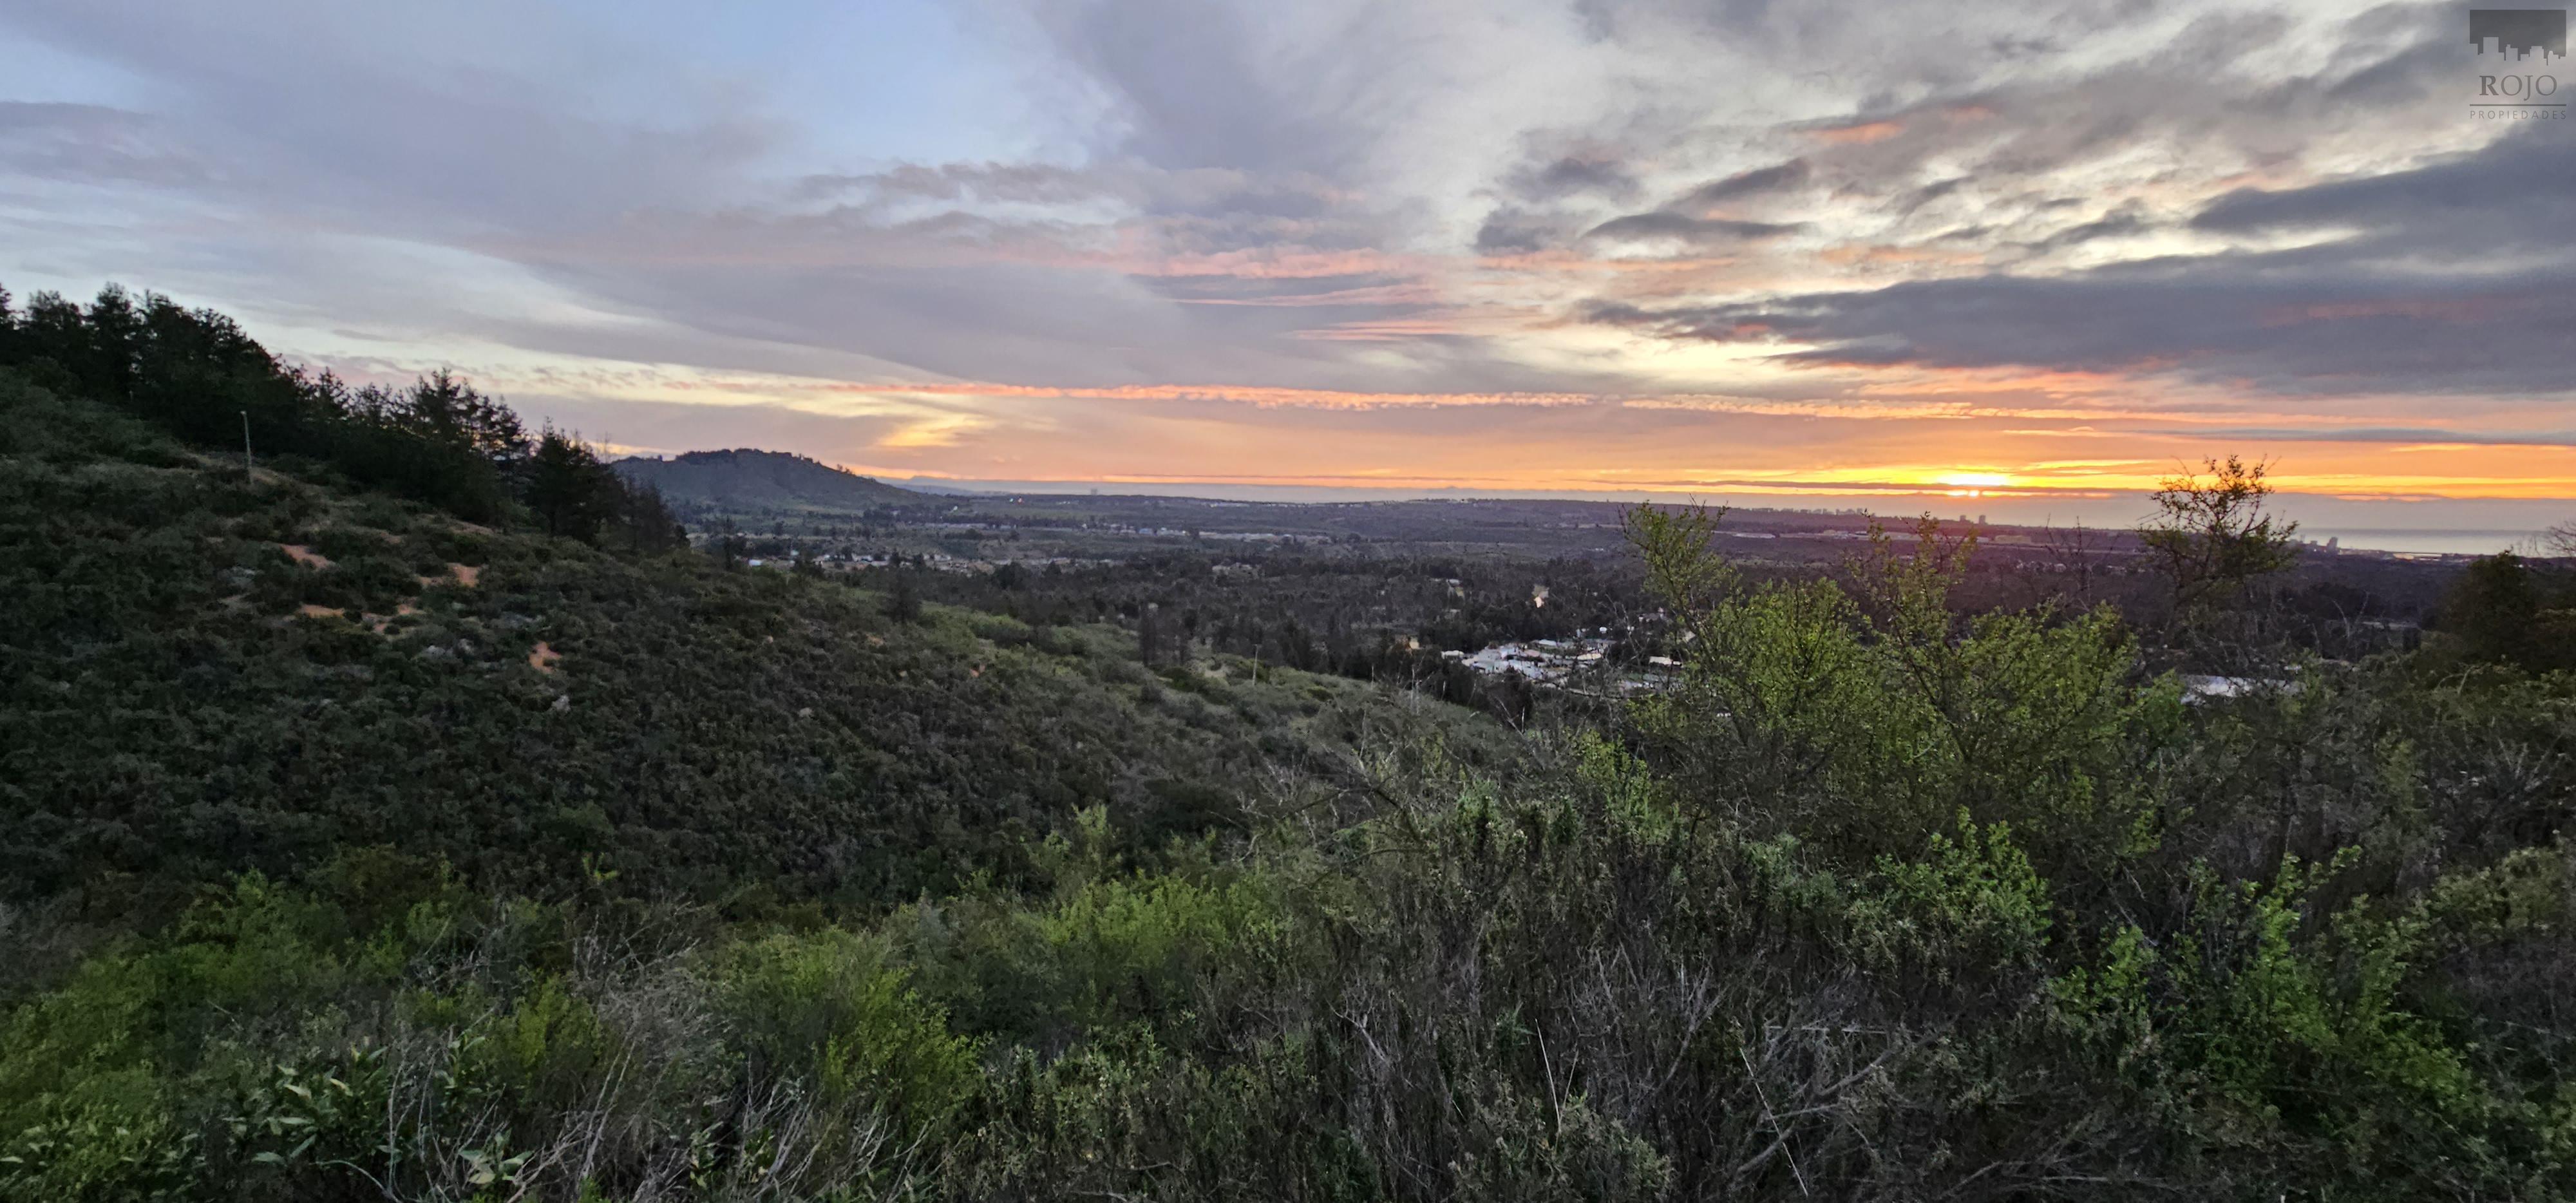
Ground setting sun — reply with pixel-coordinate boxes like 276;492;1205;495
1936;471;2013;493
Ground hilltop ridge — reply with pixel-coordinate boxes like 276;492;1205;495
612;447;938;513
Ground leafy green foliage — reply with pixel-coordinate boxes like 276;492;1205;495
2140;454;2302;612
1630;507;2165;872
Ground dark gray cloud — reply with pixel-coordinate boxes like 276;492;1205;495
2193;128;2576;258
1474;208;1558;254
1590;262;2575;395
2019;202;2153;252
1474;141;1649;256
1558;157;1814;257
1589;124;2576;395
1586;213;1804;245
1573;4;2470;253
1899;177;1967;211
1680;158;1810;208
1518;152;1640;200
1464;5;2473;289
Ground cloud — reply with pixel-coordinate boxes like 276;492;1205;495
3;0;2568;508
1558;156;1816;256
2018;203;2154;252
857;381;1601;410
1680;159;1810;207
2115;426;2576;448
1474;208;1562;254
1588;124;2576;395
1590;265;2576;395
1586;213;1806;245
1514;149;1640;200
2192;126;2576;260
1026;0;1354;172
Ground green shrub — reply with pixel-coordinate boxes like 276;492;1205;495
714;929;978;1136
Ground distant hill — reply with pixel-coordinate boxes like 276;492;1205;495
612;448;934;512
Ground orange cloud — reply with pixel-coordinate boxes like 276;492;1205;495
1291;319;1468;341
1815;243;1986;268
1812;120;1904;145
1176;283;1442;307
847;381;1600;410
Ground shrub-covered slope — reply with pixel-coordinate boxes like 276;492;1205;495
0;374;1459;913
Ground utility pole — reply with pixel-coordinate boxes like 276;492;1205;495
241;412;254;476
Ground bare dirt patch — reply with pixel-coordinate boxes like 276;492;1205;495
528;641;562;674
296;603;346;620
422;564;482;589
279;544;333;569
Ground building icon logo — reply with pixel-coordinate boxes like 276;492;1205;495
2470;9;2566;60
2468;10;2566;118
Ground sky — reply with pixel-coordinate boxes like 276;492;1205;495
2;0;2571;548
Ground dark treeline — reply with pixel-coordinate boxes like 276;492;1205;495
0;282;681;551
2435;549;2576;675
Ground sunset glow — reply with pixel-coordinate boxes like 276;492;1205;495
1;0;2567;535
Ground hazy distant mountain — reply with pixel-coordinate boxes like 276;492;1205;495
887;478;990;497
611;448;933;511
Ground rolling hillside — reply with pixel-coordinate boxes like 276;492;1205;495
0;375;1489;916
611;448;938;514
